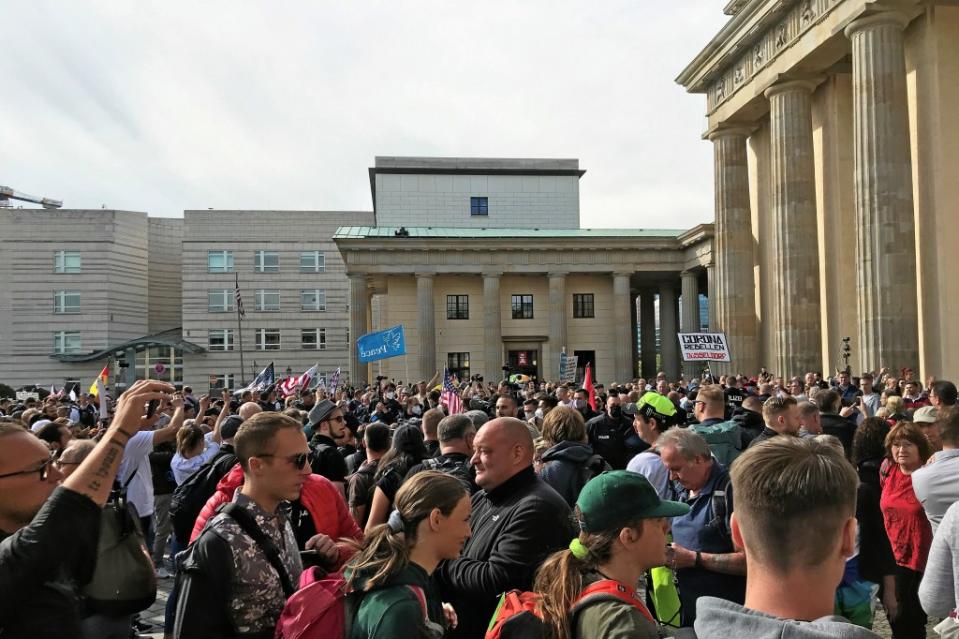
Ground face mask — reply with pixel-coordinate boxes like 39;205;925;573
573;399;585;410
610;406;623;418
385;392;395;400
534;408;544;419
524;411;536;420
412;405;422;415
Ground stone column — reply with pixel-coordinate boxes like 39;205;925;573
705;264;716;331
708;127;759;376
548;272;568;381
640;288;657;379
348;273;369;385
845;12;919;372
612;272;633;383
765;80;822;377
415;273;435;382
660;283;680;380
681;270;700;333
483;272;503;381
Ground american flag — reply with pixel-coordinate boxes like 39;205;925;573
441;367;463;414
278;375;302;397
235;273;245;319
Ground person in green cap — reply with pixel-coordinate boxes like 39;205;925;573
532;470;690;639
624;392;679;499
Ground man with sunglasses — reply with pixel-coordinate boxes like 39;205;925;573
0;379;175;638
306;397;349;493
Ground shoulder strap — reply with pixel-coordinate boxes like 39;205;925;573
405;585;429;622
219;502;296;598
710;473;732;539
571;579;655;625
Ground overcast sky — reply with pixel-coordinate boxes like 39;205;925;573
2;2;728;229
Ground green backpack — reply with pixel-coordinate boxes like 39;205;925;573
692;420;744;467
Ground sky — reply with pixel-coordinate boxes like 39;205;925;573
1;2;729;229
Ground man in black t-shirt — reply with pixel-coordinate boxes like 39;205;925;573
307;398;349;492
406;414;478;493
724;376;746;413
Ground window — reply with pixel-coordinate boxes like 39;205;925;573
447;352;470;380
511;294;534;319
470;196;489;216
208;329;234;351
254;250;279;273
209;374;235;390
208;251;234;273
255;328;281;351
53;251;81;273
573;293;595;318
302;328;327;350
255;289;281;312
301;289;327;312
53;331;82;354
446;295;469;320
208;289;235;312
53;291;81;314
300;251;325;272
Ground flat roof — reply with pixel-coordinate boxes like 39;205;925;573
374;156;580;172
334;226;685;239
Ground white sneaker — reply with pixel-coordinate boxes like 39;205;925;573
156;567;171;579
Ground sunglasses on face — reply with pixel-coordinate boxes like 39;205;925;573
0;455;55;482
257;451;314;470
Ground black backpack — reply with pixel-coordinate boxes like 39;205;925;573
169;450;237;543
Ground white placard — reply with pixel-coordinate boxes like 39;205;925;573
677;332;732;362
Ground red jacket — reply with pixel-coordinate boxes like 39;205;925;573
191;463;362;568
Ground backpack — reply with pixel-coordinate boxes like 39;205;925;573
692;420;744;467
707;473;733;541
275;566;432;639
484;579;655;639
169;450;235;543
580;454;611;486
420;455;477;494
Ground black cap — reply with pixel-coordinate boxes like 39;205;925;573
220;415;244;440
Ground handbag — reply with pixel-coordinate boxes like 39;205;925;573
81;470;158;615
935;614;959;639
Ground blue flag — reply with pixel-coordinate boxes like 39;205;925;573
357;326;406;363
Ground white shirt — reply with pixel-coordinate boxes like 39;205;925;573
171;439;222;485
118;431;156;517
627;451;671;500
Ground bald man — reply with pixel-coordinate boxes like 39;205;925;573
237;401;262;421
436;417;575;638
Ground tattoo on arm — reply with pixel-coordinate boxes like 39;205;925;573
702;551;747;575
94;446;119;478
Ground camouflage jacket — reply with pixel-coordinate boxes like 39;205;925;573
174;491;303;637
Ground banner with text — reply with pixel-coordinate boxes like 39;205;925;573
558;353;578;383
678;332;732;362
357;325;407;363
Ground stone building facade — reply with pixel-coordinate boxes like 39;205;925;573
678;0;959;380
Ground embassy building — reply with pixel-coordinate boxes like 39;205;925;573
0;156;714;392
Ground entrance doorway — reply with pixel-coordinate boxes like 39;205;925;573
507;349;540;380
574;350;596;384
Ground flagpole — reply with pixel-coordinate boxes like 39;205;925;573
236;272;247;387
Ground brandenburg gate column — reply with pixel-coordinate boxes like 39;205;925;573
660;282;680;380
681;270;701;334
845;12;919;371
612;272;633;383
348;273;369;385
765;80;822;378
707;127;758;376
548;271;568;382
415;273;436;382
483;272;503;381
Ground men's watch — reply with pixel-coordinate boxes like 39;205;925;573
694;551;703;569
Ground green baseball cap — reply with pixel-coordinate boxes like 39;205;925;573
575;470;690;532
622;392;677;422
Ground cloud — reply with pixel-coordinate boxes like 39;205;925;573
0;1;727;228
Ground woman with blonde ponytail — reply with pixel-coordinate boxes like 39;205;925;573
533;471;690;639
346;471;471;639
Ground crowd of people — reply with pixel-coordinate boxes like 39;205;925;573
1;366;958;639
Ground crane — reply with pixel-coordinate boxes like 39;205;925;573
0;185;62;209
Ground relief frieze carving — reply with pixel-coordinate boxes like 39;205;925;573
709;0;839;112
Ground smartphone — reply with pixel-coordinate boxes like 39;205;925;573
146;399;160;418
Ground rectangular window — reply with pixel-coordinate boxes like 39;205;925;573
53;291;81;314
447;352;470;380
254;289;281;312
573;293;595;319
299;251;325;272
254;250;279;273
511;294;534;319
207;289;235;313
255;328;281;351
301;289;327;312
301;328;327;350
446;295;469;320
53;331;82;354
208;329;235;351
53;251;82;273
209;374;235;390
470;196;489;216
207;250;234;273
